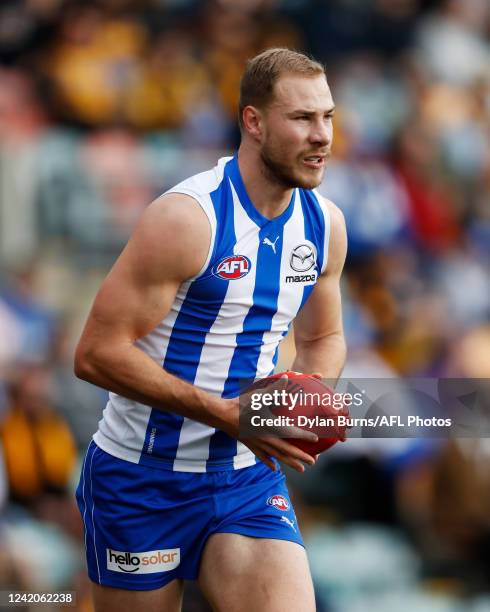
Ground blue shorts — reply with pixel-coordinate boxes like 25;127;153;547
76;440;303;591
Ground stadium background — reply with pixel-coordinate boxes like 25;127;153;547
0;0;489;610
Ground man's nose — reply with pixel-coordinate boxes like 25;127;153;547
309;120;330;146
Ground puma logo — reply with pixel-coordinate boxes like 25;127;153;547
280;516;296;532
263;236;279;254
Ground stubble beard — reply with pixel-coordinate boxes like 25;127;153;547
260;141;326;190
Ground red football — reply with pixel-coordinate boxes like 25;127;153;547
269;371;349;455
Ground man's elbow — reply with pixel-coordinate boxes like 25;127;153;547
337;332;347;354
74;342;101;382
340;336;348;366
322;330;347;367
332;331;347;359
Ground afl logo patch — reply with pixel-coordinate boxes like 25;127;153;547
214;255;252;280
267;495;290;511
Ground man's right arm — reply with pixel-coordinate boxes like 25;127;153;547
74;193;316;472
74;193;233;431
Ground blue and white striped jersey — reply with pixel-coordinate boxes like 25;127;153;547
93;156;331;472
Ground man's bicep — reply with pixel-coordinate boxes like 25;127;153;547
294;200;347;343
293;273;343;343
81;194;211;344
85;254;180;345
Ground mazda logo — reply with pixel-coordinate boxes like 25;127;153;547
290;244;316;272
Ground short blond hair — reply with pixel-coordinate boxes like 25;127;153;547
238;48;326;130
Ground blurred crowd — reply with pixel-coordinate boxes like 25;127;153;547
0;0;489;610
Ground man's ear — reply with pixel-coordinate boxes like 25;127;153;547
242;105;264;140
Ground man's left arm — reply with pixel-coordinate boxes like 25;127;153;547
292;200;348;380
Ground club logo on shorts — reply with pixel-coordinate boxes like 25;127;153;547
267;494;290;511
213;255;251;280
106;548;180;574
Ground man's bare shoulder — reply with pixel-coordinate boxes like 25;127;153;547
318;196;345;233
317;195;347;276
123;192;211;283
143;191;211;238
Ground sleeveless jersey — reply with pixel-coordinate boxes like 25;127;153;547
93;156;331;472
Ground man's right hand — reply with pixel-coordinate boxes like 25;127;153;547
222;375;318;473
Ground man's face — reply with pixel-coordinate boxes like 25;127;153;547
259;74;334;189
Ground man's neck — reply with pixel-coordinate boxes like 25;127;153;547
237;146;294;220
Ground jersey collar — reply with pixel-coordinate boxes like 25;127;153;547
225;155;296;229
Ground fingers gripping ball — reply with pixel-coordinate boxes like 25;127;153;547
270;371;349;455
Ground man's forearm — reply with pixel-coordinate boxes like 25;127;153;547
74;343;236;434
292;332;346;382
